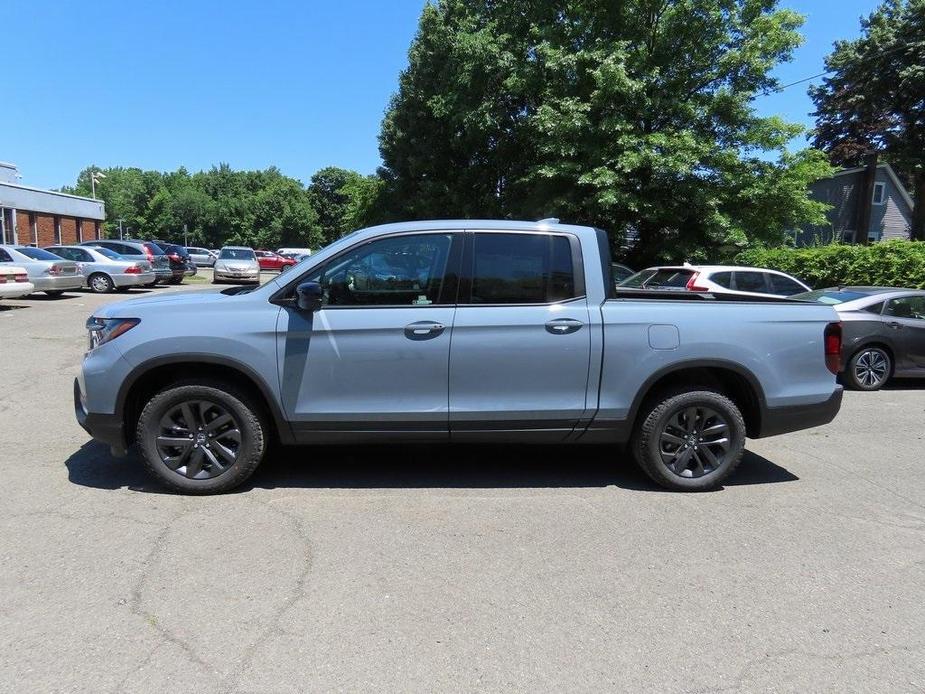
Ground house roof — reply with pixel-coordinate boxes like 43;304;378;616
829;163;914;210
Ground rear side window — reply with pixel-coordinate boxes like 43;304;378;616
114;244;141;256
766;273;806;296
733;271;769;293
470;233;576;304
710;271;733;289
863;302;884;314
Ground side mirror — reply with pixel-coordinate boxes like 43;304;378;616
296;281;323;311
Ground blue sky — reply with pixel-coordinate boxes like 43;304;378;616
5;0;879;190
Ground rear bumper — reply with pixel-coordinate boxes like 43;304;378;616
74;378;127;455
32;275;84;291
755;386;843;438
0;282;34;298
112;271;156;288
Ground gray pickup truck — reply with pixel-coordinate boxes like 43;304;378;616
75;220;843;494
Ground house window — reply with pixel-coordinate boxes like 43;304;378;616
872;182;886;205
30;213;37;245
54;216;62;244
76;219;83;242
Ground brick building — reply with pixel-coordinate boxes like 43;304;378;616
0;161;105;247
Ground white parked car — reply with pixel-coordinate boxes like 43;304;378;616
619;264;810;298
0;245;83;296
212;246;260;284
276;247;312;257
0;266;35;300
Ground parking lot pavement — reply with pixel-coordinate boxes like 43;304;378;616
1;285;923;694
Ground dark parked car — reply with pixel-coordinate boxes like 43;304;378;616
794;287;925;390
150;241;196;284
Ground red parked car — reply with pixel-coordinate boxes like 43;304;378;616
254;250;297;272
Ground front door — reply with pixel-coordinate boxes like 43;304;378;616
277;231;462;441
884;295;925;372
449;231;592;441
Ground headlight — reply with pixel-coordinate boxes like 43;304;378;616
86;317;140;350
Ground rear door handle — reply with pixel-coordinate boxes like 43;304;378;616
404;321;446;340
545;318;584;335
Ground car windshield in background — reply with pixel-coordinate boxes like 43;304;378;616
17;247;64;261
219;248;256;260
791;289;871;305
620;268;693;289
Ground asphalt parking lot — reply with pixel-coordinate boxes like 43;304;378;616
1;280;924;693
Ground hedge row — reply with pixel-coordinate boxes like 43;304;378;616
734;240;925;289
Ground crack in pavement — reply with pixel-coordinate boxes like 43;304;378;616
219;494;314;694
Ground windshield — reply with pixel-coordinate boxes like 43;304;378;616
791;289;871;305
219;248;256;260
17;247;64;261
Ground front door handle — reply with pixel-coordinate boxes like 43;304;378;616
545;318;584;335
889;321;902;330
404;321;446;340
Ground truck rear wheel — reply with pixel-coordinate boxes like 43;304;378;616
631;389;746;491
135;382;266;494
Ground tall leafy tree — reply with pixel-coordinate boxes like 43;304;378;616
380;0;833;263
810;0;925;240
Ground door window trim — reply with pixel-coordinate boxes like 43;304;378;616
270;230;464;309
458;230;586;307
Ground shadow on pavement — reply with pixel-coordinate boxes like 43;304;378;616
884;378;925;390
66;440;797;494
0;303;29;312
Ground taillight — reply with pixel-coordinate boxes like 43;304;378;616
0;276;6;284
685;272;709;292
46;264;64;275
824;322;842;375
125;265;142;274
168;253;180;261
14;273;28;283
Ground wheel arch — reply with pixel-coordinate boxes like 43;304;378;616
117;355;293;448
626;360;766;439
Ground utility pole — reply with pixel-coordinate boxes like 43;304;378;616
183;223;188;247
90;170;106;199
117;218;124;240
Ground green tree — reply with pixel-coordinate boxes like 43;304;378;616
810;0;925;240
380;0;833;263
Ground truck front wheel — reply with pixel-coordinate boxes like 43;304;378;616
631;389;746;492
135;382;267;494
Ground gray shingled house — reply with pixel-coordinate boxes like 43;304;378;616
796;162;914;245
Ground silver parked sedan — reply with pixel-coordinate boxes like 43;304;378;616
45;245;156;293
187;247;217;268
0;245;83;296
212;246;260;284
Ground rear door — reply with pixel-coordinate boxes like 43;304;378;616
731;271;771;296
884;295;925;371
277;231;462;440
448;231;591;441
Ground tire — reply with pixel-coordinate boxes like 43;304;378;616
845;346;891;391
168;277;183;285
135;382;267;494
631;389;746;492
88;272;115;294
145;280;158;288
45;290;64;297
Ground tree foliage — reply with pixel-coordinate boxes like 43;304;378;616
308;167;386;245
379;0;834;263
64;164;326;250
810;0;925;239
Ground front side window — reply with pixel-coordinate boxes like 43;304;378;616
311;233;454;307
470;233;576;304
885;296;925;320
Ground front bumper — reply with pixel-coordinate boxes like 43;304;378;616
74;378;127;455
756;386;843;438
32;274;84;292
214;270;260;283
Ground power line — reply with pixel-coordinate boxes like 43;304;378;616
760;71;830;96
